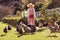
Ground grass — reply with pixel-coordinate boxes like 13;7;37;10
0;22;60;40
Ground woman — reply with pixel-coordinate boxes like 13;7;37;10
27;3;36;34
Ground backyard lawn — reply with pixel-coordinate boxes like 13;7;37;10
0;22;60;40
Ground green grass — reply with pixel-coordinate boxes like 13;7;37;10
0;22;60;40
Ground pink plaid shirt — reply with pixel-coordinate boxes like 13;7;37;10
28;8;35;25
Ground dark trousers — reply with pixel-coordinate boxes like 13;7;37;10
19;29;23;34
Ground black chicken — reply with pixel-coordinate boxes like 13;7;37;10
3;27;7;33
8;25;11;30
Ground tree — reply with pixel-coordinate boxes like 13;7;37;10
40;0;52;22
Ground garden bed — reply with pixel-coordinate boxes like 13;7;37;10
2;15;22;27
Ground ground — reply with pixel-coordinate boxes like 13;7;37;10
0;22;60;40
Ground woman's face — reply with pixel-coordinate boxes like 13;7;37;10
29;5;33;8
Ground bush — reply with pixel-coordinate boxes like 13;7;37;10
2;16;21;27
